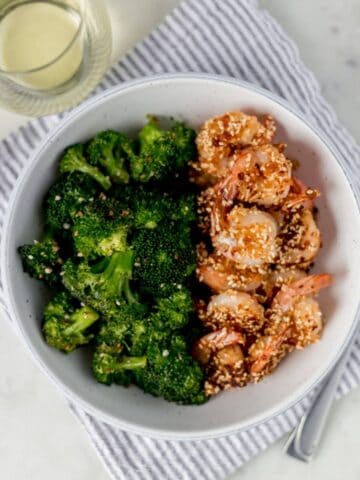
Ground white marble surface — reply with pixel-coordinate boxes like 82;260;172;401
1;1;360;479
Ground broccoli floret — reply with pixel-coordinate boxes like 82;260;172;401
18;236;63;287
43;291;100;352
115;185;197;229
93;343;147;386
128;116;196;183
44;173;98;233
87;130;133;184
59;144;111;190
108;304;150;356
170;122;198;166
92;297;204;403
135;332;206;405
98;303;148;351
110;183;197;230
174;192;197;223
93;303;148;384
62;249;137;313
130;187;170;229
72;202;129;259
152;289;194;331
133;222;196;297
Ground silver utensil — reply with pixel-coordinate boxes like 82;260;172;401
284;324;360;462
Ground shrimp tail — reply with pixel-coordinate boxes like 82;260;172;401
282;177;321;210
250;324;290;375
275;273;332;309
192;327;245;365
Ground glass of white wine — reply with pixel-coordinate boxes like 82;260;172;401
0;0;112;115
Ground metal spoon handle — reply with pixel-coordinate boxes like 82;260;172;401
285;328;359;462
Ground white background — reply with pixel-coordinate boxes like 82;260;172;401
1;1;360;479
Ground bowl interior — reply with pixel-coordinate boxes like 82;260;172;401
2;76;360;439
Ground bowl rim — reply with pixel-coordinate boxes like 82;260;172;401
1;72;360;440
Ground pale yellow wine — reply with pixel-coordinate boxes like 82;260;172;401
0;1;83;90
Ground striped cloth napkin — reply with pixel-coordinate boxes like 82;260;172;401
1;0;360;479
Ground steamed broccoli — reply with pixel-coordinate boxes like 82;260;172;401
92;298;205;403
133;221;196;297
18;115;206;405
72;203;129;259
62;249;136;313
126;185;170;229
59;144;111;190
93;343;147;386
18;236;63;287
135;331;206;405
87;130;133;184
44;173;98;233
128;116;196;183
152;289;194;331
92;303;148;384
112;184;197;230
43;291;100;352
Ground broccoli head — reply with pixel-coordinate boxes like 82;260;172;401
59;144;111;190
72;202;129;259
42;291;100;352
98;303;149;352
93;343;147;386
62;249;137;313
112;184;197;230
133;221;196;297
174;192;197;223
92;303;148;385
87;130;133;184
135;331;206;405
131;187;196;228
152;288;194;331
128;116;196;183
18;237;63;287
44;173;98;234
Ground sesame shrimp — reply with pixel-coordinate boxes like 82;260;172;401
192;327;245;365
192;109;332;396
192;327;247;395
248;274;332;379
204;344;248;395
221;144;293;207
262;266;307;302
275;181;321;267
201;290;266;334
247;325;292;380
282;177;320;211
197;254;306;303
192;111;276;186
197;252;267;293
211;201;279;267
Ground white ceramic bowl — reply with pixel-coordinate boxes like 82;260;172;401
2;74;360;440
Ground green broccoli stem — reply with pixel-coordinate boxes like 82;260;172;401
92;249;137;304
105;154;129;184
64;306;99;336
60;155;111;190
123;279;137;304
115;355;147;370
